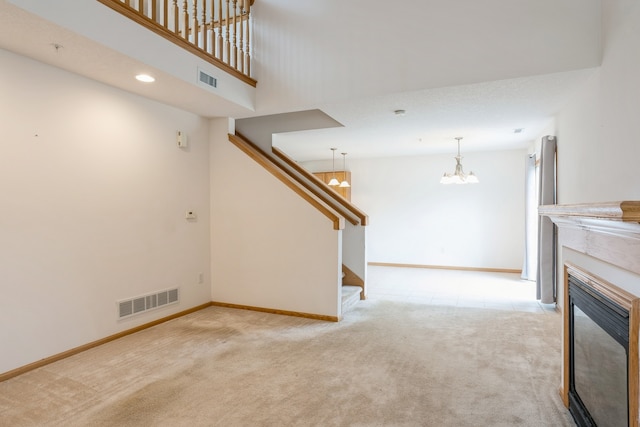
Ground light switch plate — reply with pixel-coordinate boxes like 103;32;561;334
177;131;188;148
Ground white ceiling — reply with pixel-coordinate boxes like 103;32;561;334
272;69;596;161
0;0;602;161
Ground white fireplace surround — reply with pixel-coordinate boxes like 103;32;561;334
540;201;640;427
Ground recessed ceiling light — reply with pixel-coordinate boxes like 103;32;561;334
135;74;155;83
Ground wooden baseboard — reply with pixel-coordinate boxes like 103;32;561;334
0;302;213;383
368;262;521;274
211;301;339;322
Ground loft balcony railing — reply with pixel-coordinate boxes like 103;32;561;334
98;0;256;86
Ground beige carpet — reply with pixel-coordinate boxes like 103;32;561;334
0;301;573;426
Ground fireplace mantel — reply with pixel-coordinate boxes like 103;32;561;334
540;201;640;276
539;201;640;222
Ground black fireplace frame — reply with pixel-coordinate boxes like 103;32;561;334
568;271;630;426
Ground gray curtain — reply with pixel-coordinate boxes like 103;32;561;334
521;154;537;281
536;136;557;303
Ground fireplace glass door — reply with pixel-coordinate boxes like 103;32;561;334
573;305;627;426
569;274;629;427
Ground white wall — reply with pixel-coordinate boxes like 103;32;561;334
342;222;367;286
304;148;526;270
552;1;640;203
252;0;600;115
209;119;342;318
544;3;640;414
0;49;211;374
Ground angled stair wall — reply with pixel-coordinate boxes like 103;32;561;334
209;119;343;320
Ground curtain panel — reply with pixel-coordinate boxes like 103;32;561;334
521;154;537;281
536;136;557;303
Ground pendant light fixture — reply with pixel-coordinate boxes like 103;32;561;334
328;148;340;186
339;152;350;188
440;137;479;184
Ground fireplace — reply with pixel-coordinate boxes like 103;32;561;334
539;201;640;427
566;265;635;426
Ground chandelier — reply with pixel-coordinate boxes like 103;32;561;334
440;137;479;184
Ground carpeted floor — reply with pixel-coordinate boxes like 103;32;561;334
0;299;573;426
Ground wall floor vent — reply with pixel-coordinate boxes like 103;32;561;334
118;287;179;319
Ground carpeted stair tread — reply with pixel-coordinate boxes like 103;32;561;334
342;285;362;314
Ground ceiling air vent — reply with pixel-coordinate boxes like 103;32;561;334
199;70;217;88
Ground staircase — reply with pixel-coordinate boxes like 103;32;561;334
341;266;364;315
341;285;363;314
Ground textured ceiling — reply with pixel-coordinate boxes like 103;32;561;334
0;0;602;160
272;69;596;161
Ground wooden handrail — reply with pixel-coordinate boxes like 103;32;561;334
234;133;360;226
236;131;360;225
97;0;256;87
273;147;369;226
228;133;346;231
